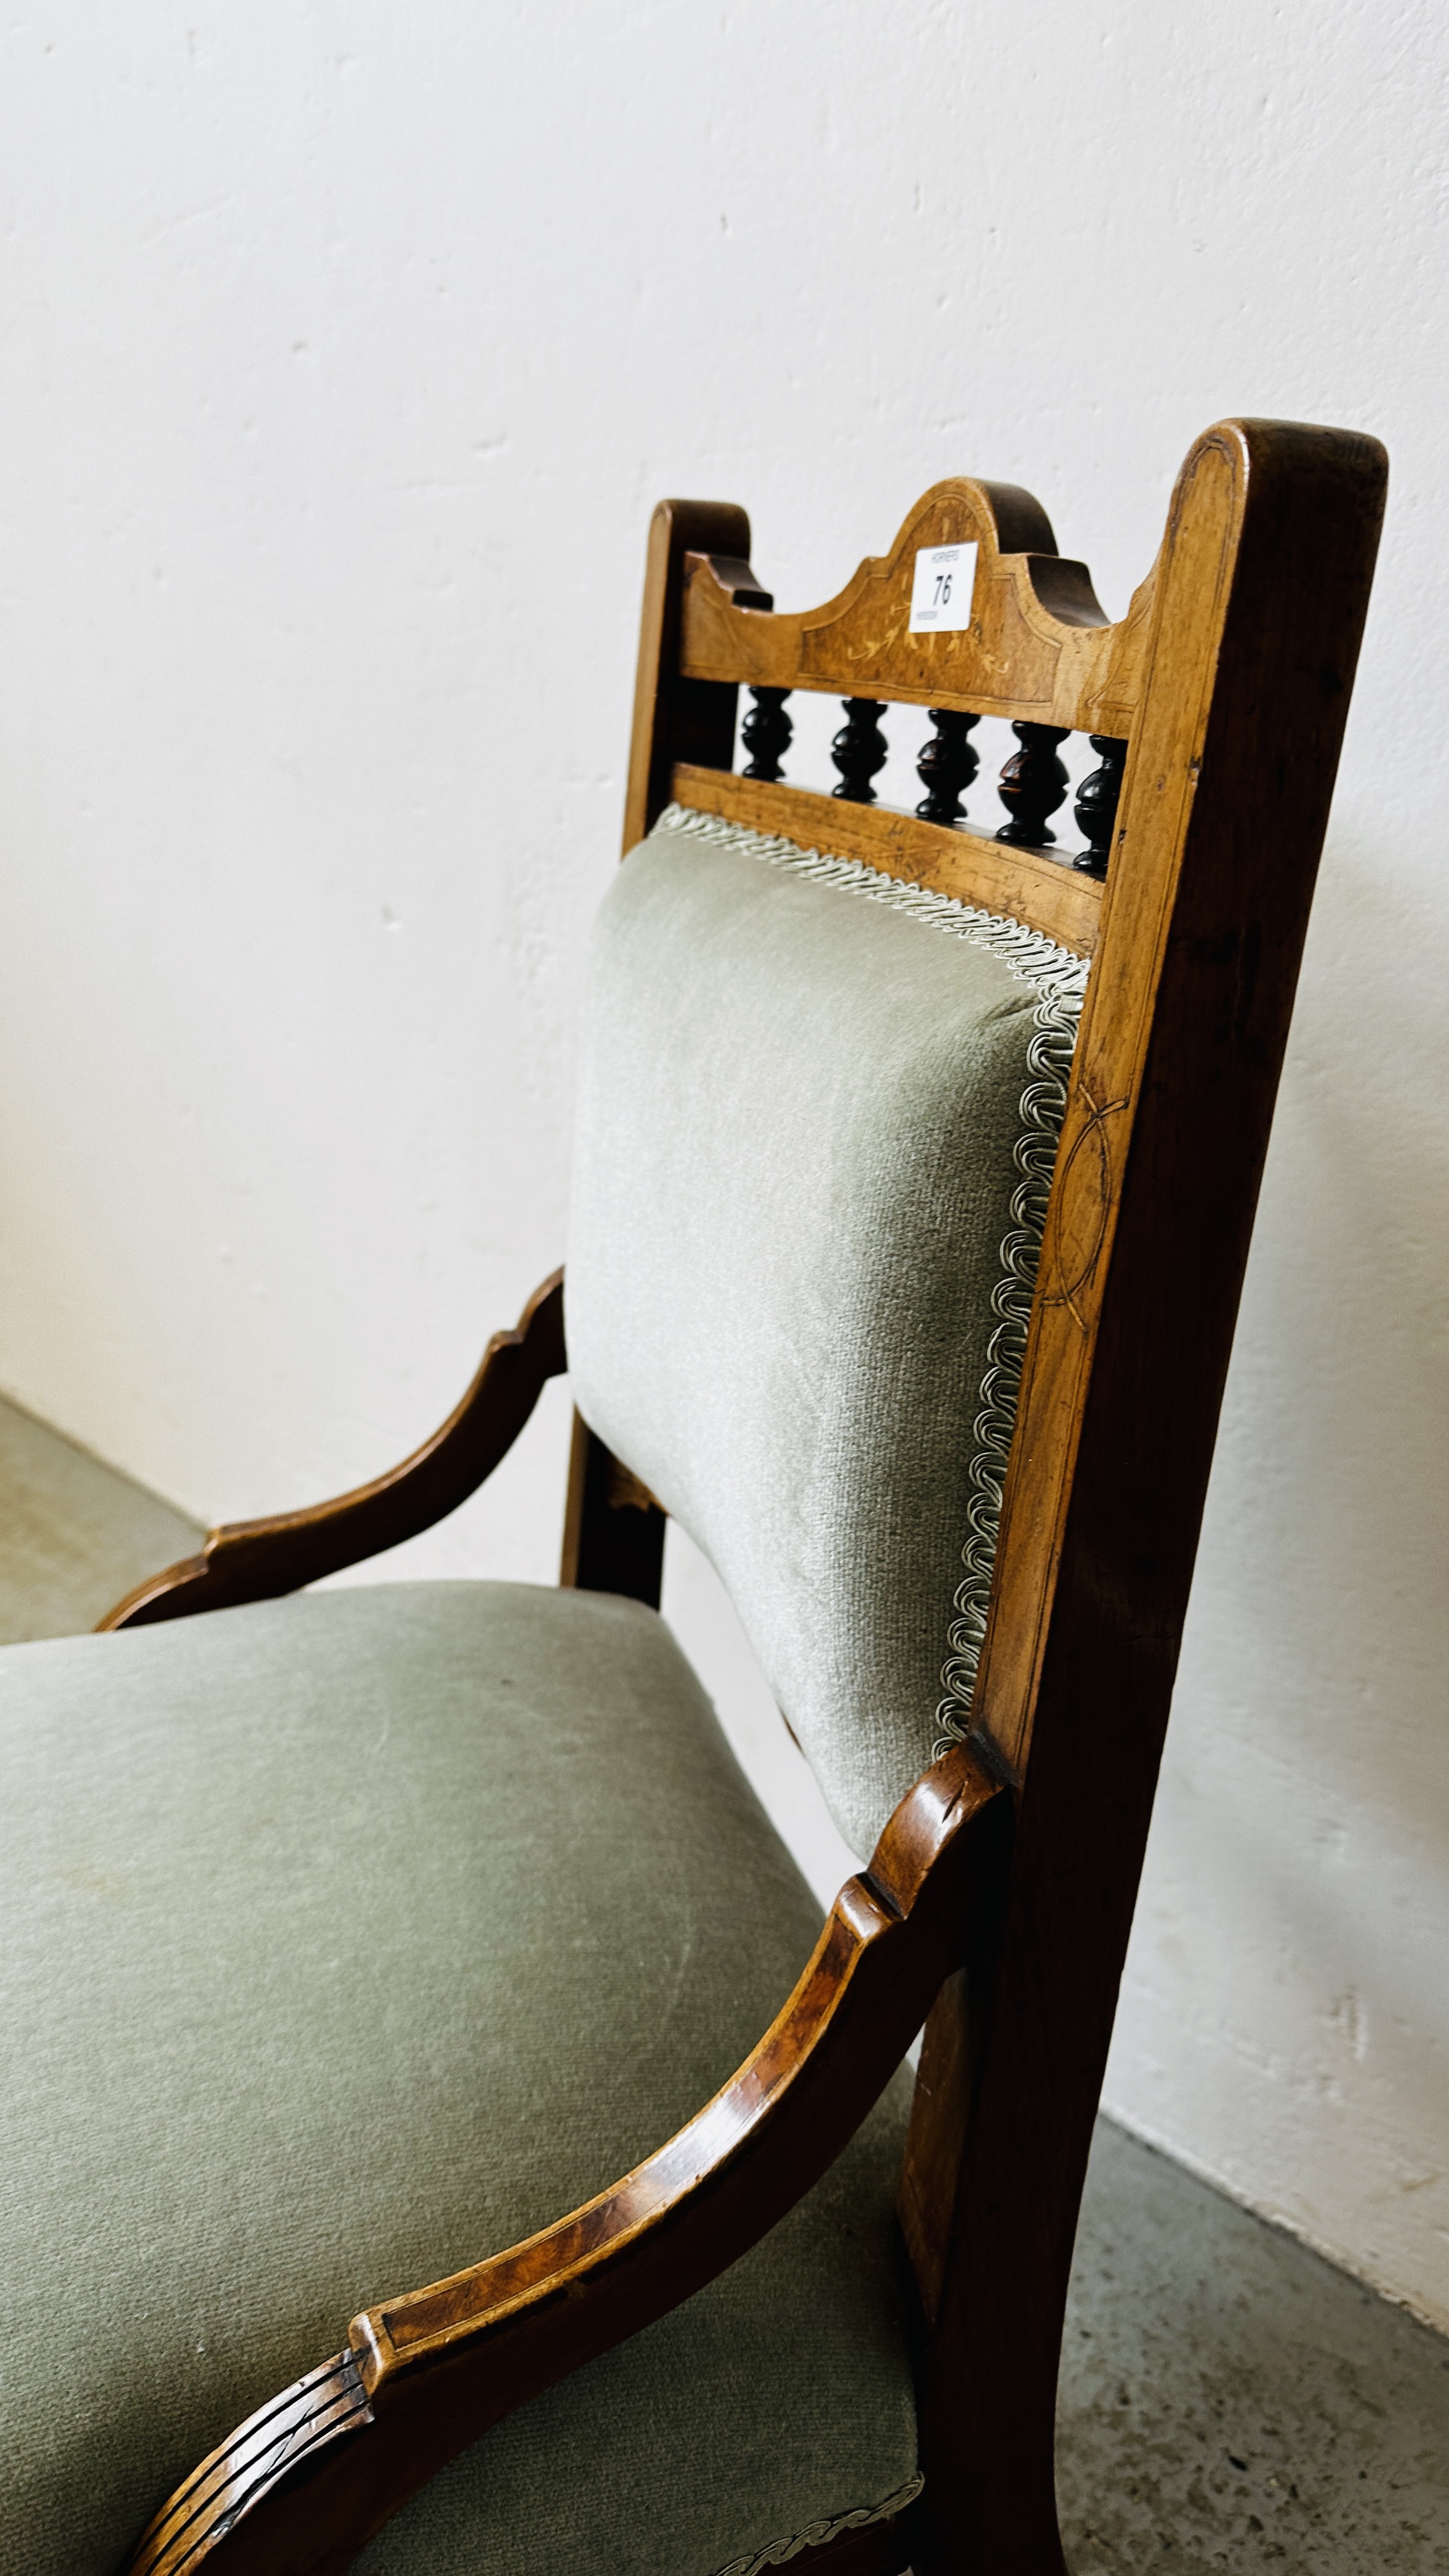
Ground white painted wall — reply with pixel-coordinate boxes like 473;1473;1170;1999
1;1;1445;2329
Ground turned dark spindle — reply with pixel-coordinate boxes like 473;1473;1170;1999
1073;733;1128;878
995;722;1071;846
915;708;981;826
740;686;793;783
831;698;889;804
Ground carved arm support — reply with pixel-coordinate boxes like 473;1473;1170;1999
98;1270;567;1630
121;1740;1009;2575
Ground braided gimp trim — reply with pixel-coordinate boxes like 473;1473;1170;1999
710;2472;925;2576
654;804;1089;1756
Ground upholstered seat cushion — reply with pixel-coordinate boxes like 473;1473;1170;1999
0;1582;918;2576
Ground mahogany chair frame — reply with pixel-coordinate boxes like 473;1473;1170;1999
100;417;1386;2575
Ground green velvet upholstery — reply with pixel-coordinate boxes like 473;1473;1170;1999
567;805;1088;1857
0;1583;918;2576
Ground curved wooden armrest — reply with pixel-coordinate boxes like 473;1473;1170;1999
98;1271;567;1630
121;1738;1010;2575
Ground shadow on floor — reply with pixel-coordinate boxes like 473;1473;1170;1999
2;1390;1446;2570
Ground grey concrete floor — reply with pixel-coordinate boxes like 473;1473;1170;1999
2;1388;1446;2571
0;1390;202;1638
1059;2120;1449;2572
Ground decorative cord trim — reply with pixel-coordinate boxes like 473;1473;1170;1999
654;803;1089;1757
710;2472;925;2576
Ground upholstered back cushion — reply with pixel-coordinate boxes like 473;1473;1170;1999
566;805;1086;1856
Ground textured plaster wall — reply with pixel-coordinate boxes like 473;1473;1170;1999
1;3;1445;2327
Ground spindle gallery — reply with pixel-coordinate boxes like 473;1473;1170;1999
736;680;1126;875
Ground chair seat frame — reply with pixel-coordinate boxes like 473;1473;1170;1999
98;417;1386;2575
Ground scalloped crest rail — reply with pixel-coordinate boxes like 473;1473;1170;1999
661;471;1154;899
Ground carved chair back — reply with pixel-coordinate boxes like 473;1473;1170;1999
561;420;1387;2563
100;419;1386;2576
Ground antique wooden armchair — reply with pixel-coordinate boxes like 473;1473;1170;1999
0;418;1383;2575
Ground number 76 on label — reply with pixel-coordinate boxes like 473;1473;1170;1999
908;541;978;634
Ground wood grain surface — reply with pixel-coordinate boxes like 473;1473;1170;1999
675;480;1156;732
670;760;1103;954
98;1270;566;1629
